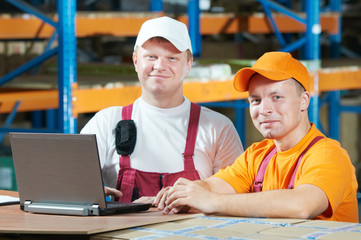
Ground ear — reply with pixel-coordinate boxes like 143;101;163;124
300;91;311;112
132;52;138;72
184;57;193;78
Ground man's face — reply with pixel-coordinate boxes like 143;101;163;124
248;74;308;141
133;38;192;100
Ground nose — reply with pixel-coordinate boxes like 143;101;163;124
153;57;166;71
260;99;273;116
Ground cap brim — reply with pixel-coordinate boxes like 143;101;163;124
135;34;190;53
233;68;293;92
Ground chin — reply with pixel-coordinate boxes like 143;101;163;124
262;134;273;139
260;130;276;139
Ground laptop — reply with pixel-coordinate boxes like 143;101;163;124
9;132;151;216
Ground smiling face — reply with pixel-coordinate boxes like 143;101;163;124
133;37;192;108
248;74;310;145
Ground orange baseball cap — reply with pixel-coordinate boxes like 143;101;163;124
233;52;310;92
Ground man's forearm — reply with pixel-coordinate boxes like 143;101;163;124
200;176;237;194
212;184;328;219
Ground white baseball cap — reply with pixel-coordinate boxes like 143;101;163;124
134;16;193;54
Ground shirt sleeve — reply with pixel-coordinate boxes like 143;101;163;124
295;138;356;216
213;149;255;193
80;107;120;169
211;118;244;174
213;141;272;193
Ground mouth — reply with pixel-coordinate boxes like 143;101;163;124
149;73;169;79
259;120;279;126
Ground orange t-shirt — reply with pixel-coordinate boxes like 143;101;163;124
214;124;359;223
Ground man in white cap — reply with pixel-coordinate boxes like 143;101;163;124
81;16;243;203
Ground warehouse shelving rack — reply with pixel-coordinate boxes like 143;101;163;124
0;0;360;146
0;0;76;135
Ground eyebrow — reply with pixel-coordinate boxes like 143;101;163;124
248;90;284;98
248;93;258;98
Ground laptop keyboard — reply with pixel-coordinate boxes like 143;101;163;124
106;202;138;208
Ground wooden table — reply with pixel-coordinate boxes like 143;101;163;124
0;190;199;239
1;190;361;240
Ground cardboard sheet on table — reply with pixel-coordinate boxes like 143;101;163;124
318;231;361;240
260;226;323;238
295;219;357;228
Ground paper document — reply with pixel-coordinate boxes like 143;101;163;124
0;195;20;206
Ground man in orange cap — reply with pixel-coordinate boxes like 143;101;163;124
154;51;359;223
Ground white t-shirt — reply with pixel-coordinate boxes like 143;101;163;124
81;97;243;188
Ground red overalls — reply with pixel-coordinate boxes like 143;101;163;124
116;102;201;202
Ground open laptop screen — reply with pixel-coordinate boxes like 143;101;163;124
10;133;109;212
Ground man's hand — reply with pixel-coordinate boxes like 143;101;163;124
157;178;219;215
104;186;122;199
133;196;155;205
153;186;170;210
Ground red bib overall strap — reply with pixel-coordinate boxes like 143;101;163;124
183;103;201;171
253;147;277;192
253;136;324;192
161;103;201;187
116;104;135;202
287;136;324;189
119;104;133;169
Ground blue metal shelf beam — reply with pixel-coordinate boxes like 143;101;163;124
0;102;20;144
188;0;201;57
57;0;77;133
340;106;361;114
304;0;321;60
259;0;305;48
328;91;361;141
150;0;163;12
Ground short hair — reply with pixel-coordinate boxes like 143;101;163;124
291;78;306;96
134;37;193;62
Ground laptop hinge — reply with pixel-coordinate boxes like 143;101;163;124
24;200;100;216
